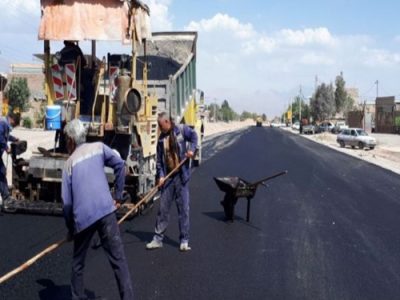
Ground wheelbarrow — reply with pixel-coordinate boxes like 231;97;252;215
214;171;287;222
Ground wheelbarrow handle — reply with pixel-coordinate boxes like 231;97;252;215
251;170;288;187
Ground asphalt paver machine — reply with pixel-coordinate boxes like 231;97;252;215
4;0;160;215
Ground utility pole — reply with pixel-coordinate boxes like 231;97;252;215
363;100;366;131
375;80;379;98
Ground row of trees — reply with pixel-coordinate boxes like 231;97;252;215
288;73;355;123
207;100;266;122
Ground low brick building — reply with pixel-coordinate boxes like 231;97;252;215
8;63;45;101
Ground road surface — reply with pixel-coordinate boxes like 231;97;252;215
1;127;400;300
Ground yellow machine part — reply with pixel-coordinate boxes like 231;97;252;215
136;92;158;158
2;102;8;117
183;95;198;127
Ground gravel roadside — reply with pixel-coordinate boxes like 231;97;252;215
281;126;400;175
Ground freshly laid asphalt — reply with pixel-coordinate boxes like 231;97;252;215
1;127;400;300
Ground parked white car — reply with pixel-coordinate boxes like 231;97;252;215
270;122;281;128
292;121;300;130
332;121;349;133
336;128;376;149
302;124;316;134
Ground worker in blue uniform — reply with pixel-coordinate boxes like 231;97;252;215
146;112;198;252
62;119;134;300
0;111;20;207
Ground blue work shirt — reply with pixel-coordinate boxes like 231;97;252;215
0;117;17;156
62;142;125;234
156;125;198;184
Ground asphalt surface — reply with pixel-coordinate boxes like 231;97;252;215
1;127;400;300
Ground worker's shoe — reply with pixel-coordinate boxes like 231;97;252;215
2;196;17;213
180;242;191;252
146;239;163;250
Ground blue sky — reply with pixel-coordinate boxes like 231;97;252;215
1;0;400;117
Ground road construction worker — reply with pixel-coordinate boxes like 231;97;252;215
59;40;87;68
0;111;20;207
146;112;198;251
61;119;134;300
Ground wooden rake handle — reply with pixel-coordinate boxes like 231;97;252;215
0;239;67;285
118;157;188;224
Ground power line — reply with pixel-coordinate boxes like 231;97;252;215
359;82;377;99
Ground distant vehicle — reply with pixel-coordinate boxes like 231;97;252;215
256;117;263;127
270;122;281;128
302;124;315;134
316;122;334;133
332;121;349;133
292;121;300;130
336;128;376;149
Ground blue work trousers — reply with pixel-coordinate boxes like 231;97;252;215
0;156;9;201
154;175;190;244
71;212;134;300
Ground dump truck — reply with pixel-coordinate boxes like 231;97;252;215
3;0;202;215
256;116;263;127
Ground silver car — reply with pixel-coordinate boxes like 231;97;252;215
302;124;315;134
336;128;376;149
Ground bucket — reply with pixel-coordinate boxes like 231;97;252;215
46;105;61;130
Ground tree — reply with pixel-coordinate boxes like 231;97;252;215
335;73;355;116
291;95;310;122
334;74;346;113
261;113;267;121
207;103;220;121
220;100;235;122
343;94;355;114
4;77;30;112
310;83;335;121
240;111;253;121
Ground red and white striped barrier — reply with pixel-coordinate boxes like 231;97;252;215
65;63;77;101
51;64;64;100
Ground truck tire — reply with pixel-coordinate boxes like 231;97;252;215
358;142;364;149
339;140;345;148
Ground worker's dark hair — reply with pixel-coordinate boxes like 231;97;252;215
8;111;21;126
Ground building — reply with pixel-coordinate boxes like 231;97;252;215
7;63;45;101
375;96;399;133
